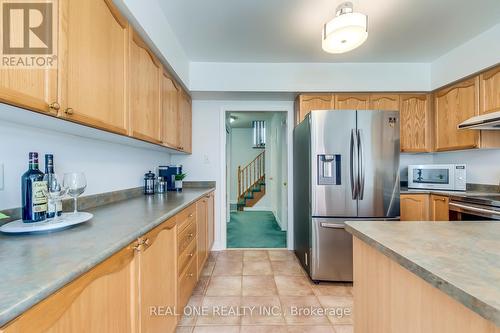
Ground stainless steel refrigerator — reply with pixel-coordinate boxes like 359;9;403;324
293;110;400;282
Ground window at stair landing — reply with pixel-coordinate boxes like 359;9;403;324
252;120;266;148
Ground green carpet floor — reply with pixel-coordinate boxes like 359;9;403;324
227;211;287;248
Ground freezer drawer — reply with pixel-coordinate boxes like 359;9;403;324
311;218;353;282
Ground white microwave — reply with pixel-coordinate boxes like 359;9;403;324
408;164;466;191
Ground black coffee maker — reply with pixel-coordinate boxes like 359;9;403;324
158;165;182;191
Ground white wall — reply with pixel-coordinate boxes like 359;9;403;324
189;62;431;92
171;100;295;250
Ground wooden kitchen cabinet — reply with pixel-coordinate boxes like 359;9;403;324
207;192;215;251
434;77;480;151
178;88;192;153
369;94;400;111
400;94;433;152
335;94;370;110
137;218;177;333
161;71;180;149
59;0;128;134
196;196;209;275
430;195;449;221
479;66;500;115
400;194;430;221
129;30;162;144
1;245;137;333
294;93;335;124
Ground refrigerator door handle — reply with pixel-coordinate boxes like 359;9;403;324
357;129;365;200
350;129;358;200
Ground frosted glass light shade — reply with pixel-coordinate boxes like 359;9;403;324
322;12;368;54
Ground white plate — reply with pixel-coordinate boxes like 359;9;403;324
0;212;93;234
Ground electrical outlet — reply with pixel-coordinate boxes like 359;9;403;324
203;154;210;165
0;163;4;191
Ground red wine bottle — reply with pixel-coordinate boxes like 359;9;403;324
21;152;47;222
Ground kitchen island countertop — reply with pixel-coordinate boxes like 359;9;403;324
345;220;500;326
0;186;214;327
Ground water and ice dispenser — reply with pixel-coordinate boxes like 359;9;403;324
317;154;341;185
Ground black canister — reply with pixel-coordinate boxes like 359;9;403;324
144;171;155;195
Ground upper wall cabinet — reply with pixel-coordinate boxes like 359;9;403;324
59;0;128;134
335;94;370;110
434;77;480;151
161;71;180;149
129;30;162;144
178;88;192;153
369;94;400;111
295;93;335;124
479;66;500;115
400;94;433;152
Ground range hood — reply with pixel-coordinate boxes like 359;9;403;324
458;110;500;130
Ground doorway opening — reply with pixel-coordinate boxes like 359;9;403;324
225;111;288;248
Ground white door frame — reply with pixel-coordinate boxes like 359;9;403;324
219;105;294;250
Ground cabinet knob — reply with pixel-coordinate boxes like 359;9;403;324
188;233;194;238
188;253;193;257
49;102;60;111
187;273;194;278
189;213;194;218
64;108;74;115
144;238;150;246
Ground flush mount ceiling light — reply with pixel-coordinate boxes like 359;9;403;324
322;1;368;54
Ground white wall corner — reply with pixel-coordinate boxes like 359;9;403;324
431;23;500;89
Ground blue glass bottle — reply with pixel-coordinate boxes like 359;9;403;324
21;152;47;222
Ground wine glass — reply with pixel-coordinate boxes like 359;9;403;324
42;173;67;221
63;172;87;214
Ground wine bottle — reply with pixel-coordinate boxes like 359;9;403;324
21;152;47;222
44;154;62;218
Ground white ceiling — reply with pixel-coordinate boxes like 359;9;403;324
158;0;500;63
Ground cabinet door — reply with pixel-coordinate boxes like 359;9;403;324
400;94;433;152
435;77;480;151
335;94;370;110
196;197;208;275
295;94;335;124
1;246;137;333
129;30;161;144
60;0;128;134
178;88;192;153
138;218;177;333
430;195;449;221
400;194;430;221
369;94;399;111
207;192;215;251
479;66;500;115
161;71;180;149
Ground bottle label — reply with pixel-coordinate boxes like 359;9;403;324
32;181;48;212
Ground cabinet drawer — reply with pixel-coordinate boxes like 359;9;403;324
177;219;197;254
177;204;196;233
178;255;198;310
178;237;197;276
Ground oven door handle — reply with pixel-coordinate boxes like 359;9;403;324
449;202;500;217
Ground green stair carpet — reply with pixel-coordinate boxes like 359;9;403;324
227;211;287;248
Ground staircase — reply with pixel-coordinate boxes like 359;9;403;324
237;151;266;211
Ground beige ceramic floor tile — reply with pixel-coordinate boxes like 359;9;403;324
271;261;305;276
192;276;210;296
217;250;244;261
243;261;273;275
274;276;314;296
178;295;204;326
332;325;353;333
206;276;242;296
207;251;219;263
311;283;353;297
268;250;297;262
316;295;354;325
201;261;216;277
241;325;288;333
242;276;278;296
286;326;335;333
244;250;270;261
280;296;330;325
175;326;194;333
241;296;285;325
212;259;243;276
193;326;240;333
196;296;242;325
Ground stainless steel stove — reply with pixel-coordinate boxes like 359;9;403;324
449;194;500;220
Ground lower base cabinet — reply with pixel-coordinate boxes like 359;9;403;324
0;191;215;333
401;193;449;221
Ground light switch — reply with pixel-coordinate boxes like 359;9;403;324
203;154;210;164
0;163;4;191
